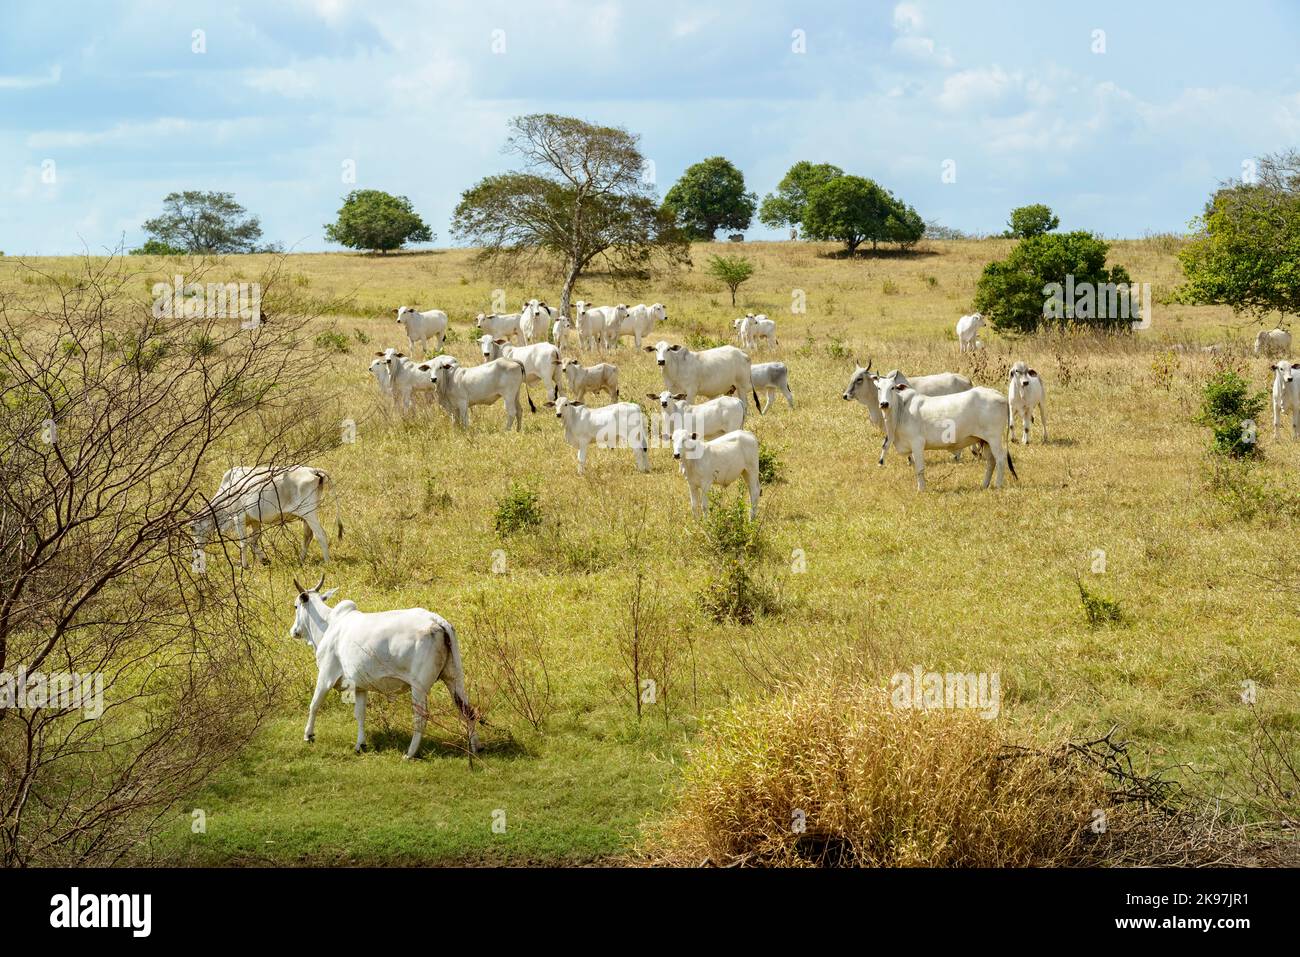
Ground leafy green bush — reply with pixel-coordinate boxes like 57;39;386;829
1195;370;1266;459
494;482;543;536
973;231;1135;335
701;491;762;561
313;330;351;353
1006;203;1060;238
698;559;778;624
1076;578;1127;628
758;445;783;486
129;238;187;256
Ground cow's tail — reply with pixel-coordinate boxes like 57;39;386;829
526;390;537;414
314;468;343;540
439;622;482;724
1005;447;1019;481
752;387;763;414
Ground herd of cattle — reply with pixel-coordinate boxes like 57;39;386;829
189;300;1060;757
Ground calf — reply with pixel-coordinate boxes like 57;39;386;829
377;349;435;411
956;312;984;353
289;573;478;757
418;356;530;431
672;428;761;520
647;390;746;442
733;313;777;349
551;315;574;349
478;335;562;404
475;311;522;344
1007;361;1048;444
1273;360;1300;438
874;371;1016;490
647;340;761;411
395;306;448;355
561;358;620;402
751;361;794;412
192;465;340;568
842;359;973;464
546;396;650;474
368;356;392;396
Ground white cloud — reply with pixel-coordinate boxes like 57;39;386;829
892;2;924;33
890;3;953;69
0;64;62;90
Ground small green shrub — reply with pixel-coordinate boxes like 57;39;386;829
314;330;351;353
758;445;783;486
698;560;779;624
494;481;543;536
1195;370;1266;459
825;337;850;361
1076;577;1127;628
701;491;762;561
881;278;900;295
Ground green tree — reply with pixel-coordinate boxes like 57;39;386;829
1195;369;1266;459
1006;204;1060;239
1178;150;1300;321
129;238;187;256
887;201;926;250
141;191;263;254
801;175;903;254
452;114;688;317
758;162;844;231
706;254;756;306
973;231;1135;335
662;157;757;241
323;190;433;254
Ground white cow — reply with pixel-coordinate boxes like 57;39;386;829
520;299;556;345
377;349;435;411
647;390;746;442
419;356;530;431
546;397;649;474
289;573;478;757
584;304;630;350
395;306;448;355
671;428;761;520
478;335;562;404
874;371;1016;490
192;465;340;568
574;301;604;351
560;358;619;403
1007;361;1048;445
367;357;392;396
609;302;667;349
475;312;523;344
551;315;574;349
1255;328;1292;356
733;313;777;349
1273;360;1300;438
751;362;794;413
646;340;761;411
956;312;984;353
841;359;974;465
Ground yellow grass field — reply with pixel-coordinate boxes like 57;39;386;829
5;239;1295;865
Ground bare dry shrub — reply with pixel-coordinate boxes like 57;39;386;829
0;252;336;864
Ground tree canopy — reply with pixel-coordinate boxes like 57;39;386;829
1006;204;1060;239
800;175;923;254
662;156;756;240
324;190;433;254
141;191;264;254
451;114;687;316
759;162;844;230
1178;150;1300;320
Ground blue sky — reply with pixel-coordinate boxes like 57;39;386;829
2;0;1298;254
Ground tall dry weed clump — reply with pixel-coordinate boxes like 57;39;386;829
646;678;1151;867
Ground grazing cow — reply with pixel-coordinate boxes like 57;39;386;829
478;335;562;404
395;306;448;355
520;299;556;345
646;340;762;411
1007;361;1048;444
192;465;340;568
1255;328;1292;356
561;358;619;403
842;359;973;464
376;349;435;411
546;397;649;474
475;312;523;344
733;313;777;349
289;573;478;757
418;356;530;431
609;302;667;349
647;390;746;442
1273;361;1300;438
874;371;1016;490
671;428;761;520
956;312;984;353
751;361;795;412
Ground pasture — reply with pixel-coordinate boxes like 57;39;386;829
6;238;1296;865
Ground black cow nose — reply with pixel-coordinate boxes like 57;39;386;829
657;360;665;366
880;402;889;409
673;452;680;459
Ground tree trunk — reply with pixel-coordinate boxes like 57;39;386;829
560;263;580;318
730;286;737;306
